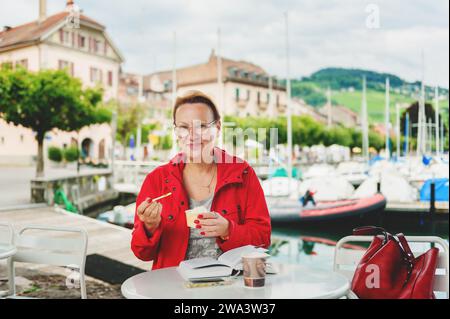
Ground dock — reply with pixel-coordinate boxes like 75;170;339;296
0;205;151;271
386;201;449;214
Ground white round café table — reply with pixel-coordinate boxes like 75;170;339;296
121;263;350;299
0;244;16;260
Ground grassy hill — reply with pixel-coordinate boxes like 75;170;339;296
290;68;449;125
331;89;449;124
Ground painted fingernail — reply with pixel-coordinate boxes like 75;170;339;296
194;220;199;224
196;225;202;229
200;232;205;235
198;214;203;219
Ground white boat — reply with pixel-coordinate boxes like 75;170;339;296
336;161;369;186
353;173;418;203
262;177;301;198
299;176;355;201
97;203;136;228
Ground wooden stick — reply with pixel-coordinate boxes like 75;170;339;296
151;192;172;202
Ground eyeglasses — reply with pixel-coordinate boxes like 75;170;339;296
173;120;217;138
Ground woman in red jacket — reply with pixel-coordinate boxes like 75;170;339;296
131;90;271;270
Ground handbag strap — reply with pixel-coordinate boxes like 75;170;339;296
396;233;415;264
353;226;392;243
396;233;416;287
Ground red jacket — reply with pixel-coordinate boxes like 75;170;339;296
131;147;271;270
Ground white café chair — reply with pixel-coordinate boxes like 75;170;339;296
0;222;14;245
6;225;88;299
0;222;15;297
333;235;449;299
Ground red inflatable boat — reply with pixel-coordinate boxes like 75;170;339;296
268;193;386;224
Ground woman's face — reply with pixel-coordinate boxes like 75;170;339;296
174;103;220;163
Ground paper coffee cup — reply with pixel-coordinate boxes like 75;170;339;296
185;205;208;228
242;252;270;288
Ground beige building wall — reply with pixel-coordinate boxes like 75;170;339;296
0;46;41;71
171;81;287;119
0;28;119;165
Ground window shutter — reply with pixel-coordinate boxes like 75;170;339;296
108;71;113;86
59;29;64;43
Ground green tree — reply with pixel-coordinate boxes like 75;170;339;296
113;102;146;158
0;67;110;177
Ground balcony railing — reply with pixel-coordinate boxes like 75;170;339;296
236;98;248;108
276;103;287;112
258;101;268;110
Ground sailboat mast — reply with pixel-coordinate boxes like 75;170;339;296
269;75;273;117
170;31;178;156
417;51;426;155
327;87;332;128
361;76;369;161
385;77;390;159
136;75;144;161
284;12;293;189
434;86;440;155
217;28;224;148
396;103;401;158
404;113;410;156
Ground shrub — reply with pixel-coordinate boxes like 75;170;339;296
48;146;63;162
63;146;79;162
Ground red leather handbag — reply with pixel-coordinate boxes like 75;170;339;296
350;226;439;299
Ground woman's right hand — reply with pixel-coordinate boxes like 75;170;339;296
137;198;162;234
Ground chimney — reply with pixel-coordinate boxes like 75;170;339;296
66;0;74;10
38;0;47;23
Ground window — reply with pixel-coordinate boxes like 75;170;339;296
90;67;103;83
88;37;100;53
229;67;238;77
235;88;240;102
1;137;4;144
246;90;251;101
59;29;70;44
127;86;138;96
276;94;280;106
164;80;172;91
108;71;113;87
15;59;28;70
93;39;101;53
58;60;74;76
257;91;261;104
266;92;270;103
20;134;24;143
78;35;86;48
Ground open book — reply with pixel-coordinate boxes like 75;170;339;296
177;245;275;282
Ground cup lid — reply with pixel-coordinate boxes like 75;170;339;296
241;252;270;259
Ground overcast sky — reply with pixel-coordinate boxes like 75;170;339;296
1;0;449;87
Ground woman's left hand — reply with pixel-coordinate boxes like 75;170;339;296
196;212;229;238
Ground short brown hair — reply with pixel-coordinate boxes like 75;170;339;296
173;90;221;124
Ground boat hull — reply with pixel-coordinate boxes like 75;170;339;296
268;193;386;225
